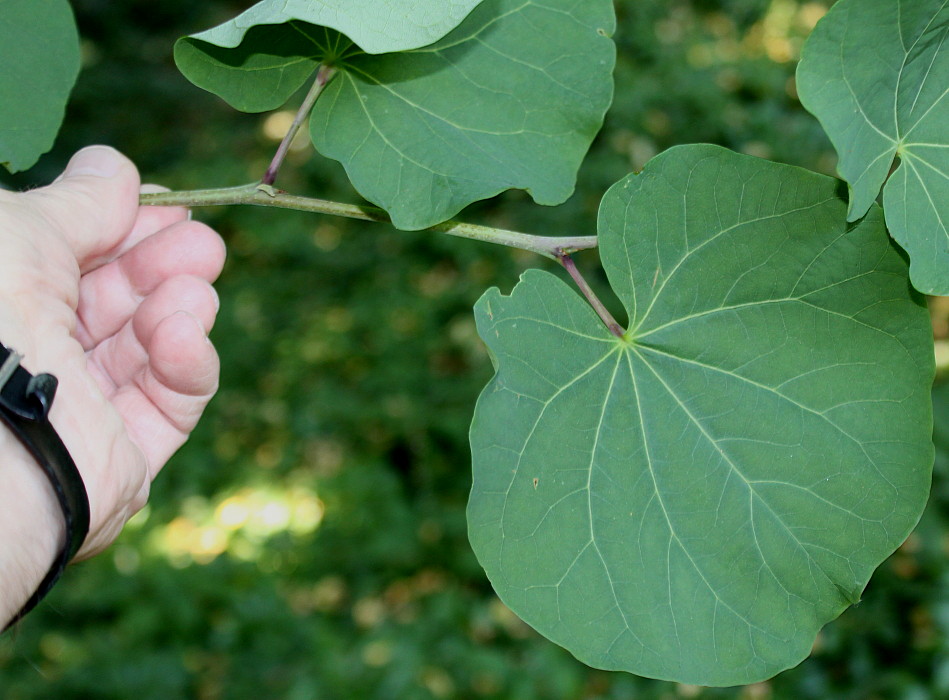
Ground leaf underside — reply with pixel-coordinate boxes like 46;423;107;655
796;0;949;295
175;0;616;230
468;145;934;686
179;0;487;56
0;0;79;173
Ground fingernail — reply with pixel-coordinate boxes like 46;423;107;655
172;310;210;339
139;183;170;195
210;285;220;313
141;183;192;219
63;146;124;179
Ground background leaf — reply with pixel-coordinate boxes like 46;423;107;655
309;0;616;230
0;0;79;173
468;145;934;685
796;0;949;295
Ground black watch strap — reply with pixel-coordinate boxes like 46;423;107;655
0;344;90;629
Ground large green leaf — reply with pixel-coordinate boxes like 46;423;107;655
796;0;949;295
0;0;79;173
468;145;934;685
175;0;615;230
309;0;615;229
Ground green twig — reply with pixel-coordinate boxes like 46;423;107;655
139;183;598;260
144;61;596;260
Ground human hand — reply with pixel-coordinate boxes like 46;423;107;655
0;146;225;620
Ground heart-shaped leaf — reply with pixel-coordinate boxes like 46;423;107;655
0;0;79;173
468;145;934;686
797;0;949;295
309;0;616;230
175;0;616;230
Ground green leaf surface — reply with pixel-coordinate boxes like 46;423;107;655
175;0;615;230
468;145;934;685
310;0;616;230
796;0;949;295
0;0;79;173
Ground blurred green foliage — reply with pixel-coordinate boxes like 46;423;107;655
1;0;945;698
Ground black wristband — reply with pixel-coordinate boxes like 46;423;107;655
0;344;89;630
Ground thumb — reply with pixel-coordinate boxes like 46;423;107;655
25;146;141;265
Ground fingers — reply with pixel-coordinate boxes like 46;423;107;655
90;184;192;271
108;311;220;477
88;274;220;391
21;146;142;265
0;145;224;560
86;271;220;477
147;311;220;401
75;220;225;349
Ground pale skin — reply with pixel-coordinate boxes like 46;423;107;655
0;146;225;625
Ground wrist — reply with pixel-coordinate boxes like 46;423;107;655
0;417;65;626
